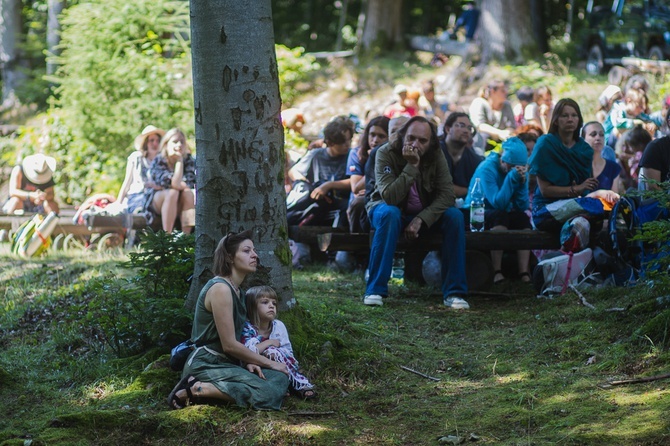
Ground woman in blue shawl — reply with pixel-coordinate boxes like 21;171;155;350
529;98;620;234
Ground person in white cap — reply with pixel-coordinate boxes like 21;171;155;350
115;125;166;213
2;153;59;215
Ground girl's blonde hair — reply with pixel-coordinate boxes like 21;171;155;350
245;285;279;328
159;128;189;160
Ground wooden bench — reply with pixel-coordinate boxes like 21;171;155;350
316;229;560;292
0;210;151;250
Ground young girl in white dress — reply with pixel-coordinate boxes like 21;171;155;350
241;286;316;399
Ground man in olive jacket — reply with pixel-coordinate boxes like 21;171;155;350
364;116;469;309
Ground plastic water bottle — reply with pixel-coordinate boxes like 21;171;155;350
391;255;405;284
469;177;485;232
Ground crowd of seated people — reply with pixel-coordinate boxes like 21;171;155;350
282;74;670;307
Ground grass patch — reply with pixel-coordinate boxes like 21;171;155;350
2;252;670;444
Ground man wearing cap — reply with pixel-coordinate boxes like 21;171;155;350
465;137;532;284
115;125;165;213
2;153;59;215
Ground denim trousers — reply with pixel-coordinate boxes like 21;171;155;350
366;203;468;298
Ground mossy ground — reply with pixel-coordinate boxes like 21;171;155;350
2;251;670;445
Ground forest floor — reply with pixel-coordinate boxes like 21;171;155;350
1;250;670;445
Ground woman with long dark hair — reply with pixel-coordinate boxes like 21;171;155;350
167;230;289;410
529;98;619;237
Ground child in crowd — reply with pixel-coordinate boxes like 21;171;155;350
603;87;656;148
524;85;554;134
596;85;623;123
241;286;316;399
513;86;534;127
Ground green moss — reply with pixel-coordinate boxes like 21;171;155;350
274;241;292;267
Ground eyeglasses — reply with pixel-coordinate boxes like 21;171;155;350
451;122;477;135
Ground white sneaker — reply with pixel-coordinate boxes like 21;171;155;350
443;296;470;309
363;294;383;306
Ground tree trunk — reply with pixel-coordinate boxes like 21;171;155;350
478;0;539;63
187;0;294;311
0;0;24;107
47;0;65;76
360;0;403;51
530;0;549;53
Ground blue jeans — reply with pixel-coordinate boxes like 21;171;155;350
366;203;467;298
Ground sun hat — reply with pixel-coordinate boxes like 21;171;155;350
22;154;56;185
393;84;408;96
501;137;528;166
598;85;622;107
133;125;166;151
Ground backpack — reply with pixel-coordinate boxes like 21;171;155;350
532;248;596;297
11;212;58;258
605;196;668;284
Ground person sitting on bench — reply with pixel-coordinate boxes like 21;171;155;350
465;137;532;284
147;128;196;234
363;116;469;309
2;154;59;215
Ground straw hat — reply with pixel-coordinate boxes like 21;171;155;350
22;154;56;185
133;125;165;151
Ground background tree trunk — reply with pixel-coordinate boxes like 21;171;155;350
46;0;65;76
0;0;24;107
360;0;403;51
187;0;294;311
478;0;539;63
530;0;549;53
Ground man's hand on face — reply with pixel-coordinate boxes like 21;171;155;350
402;144;421;166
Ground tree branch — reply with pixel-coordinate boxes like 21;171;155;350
400;365;441;382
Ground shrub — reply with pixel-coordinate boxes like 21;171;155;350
275;44;320;107
80;231;195;357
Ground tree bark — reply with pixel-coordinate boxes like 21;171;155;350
478;0;540;63
360;0;403;51
530;0;549;53
47;0;66;76
0;0;24;107
187;0;294;311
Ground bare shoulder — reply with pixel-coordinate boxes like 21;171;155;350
204;281;233;311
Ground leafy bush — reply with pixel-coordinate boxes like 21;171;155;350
51;0;193;200
124;230;195;301
79;231;195;357
275;44;320;106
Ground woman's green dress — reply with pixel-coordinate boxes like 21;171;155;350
182;277;289;410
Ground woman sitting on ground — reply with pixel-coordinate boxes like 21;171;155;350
167;230;289;410
147;128;196;233
528;98;619;235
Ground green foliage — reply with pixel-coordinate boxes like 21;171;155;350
275;44;319;107
125;230;195;301
50;0;193;200
81;274;190;357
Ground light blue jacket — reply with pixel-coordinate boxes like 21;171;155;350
464;152;529;212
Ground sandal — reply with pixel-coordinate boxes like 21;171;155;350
167;375;197;409
295;388;317;400
519;272;531;283
493;270;506;285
